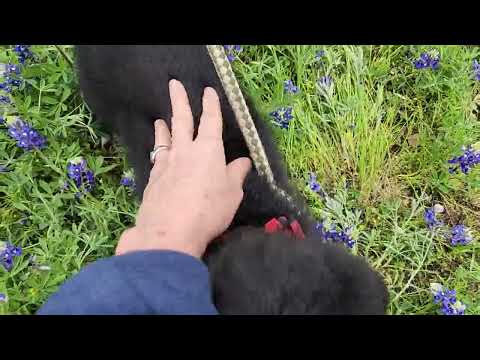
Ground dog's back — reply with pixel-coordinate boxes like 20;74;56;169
76;46;291;200
75;45;389;315
209;227;388;314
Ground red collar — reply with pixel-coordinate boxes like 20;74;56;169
264;216;305;240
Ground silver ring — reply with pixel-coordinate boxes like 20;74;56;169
150;145;170;164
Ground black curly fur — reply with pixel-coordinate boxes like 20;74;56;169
75;45;389;315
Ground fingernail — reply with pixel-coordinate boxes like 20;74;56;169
169;79;179;88
205;87;217;97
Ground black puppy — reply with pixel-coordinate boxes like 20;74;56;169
75;45;388;314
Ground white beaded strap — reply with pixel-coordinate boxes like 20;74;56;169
206;45;297;208
206;45;275;183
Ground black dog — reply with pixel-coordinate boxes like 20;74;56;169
75;45;388;314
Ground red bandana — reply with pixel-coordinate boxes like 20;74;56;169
264;216;305;240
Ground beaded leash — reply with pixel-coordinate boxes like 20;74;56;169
206;45;299;214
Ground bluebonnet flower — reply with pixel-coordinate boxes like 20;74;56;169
2;63;20;78
448;145;480;174
0;293;6;303
413;50;440;70
307;173;326;197
5;117;47;151
270;106;293;129
223;45;243;62
315;50;325;61
0;82;12;93
60;181;69;192
450;225;473;246
424;207;443;229
6;78;21;87
0;241;22;271
120;170;136;191
66;157;96;197
0;165;9;173
283;80;299;94
318;75;333;90
5;63;20;75
13;45;33;64
473;59;480;81
1;62;24;93
0;95;10;104
430;283;466;315
315;222;356;249
0;116;4;124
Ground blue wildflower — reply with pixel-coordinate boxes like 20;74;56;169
0;82;12;93
84;170;95;191
0;165;9;173
60;181;69;192
1;62;24;93
473;59;480;81
6;78;21;87
448;145;480;175
413;50;440;70
450;225;473;246
270;106;293;129
315;222;356;249
284;80;299;94
2;63;20;77
0;95;10;104
430;283;466;315
6;118;47;151
120;170;136;191
5;63;20;75
424;207;443;229
318;75;333;90
223;45;243;62
13;45;33;64
0;116;4;124
315;50;325;61
0;293;6;303
0;241;22;271
307;173;326;197
66;157;96;197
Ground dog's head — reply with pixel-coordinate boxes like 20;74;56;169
206;226;389;315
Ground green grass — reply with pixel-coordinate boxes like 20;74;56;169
0;45;479;315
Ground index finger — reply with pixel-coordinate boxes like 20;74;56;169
197;87;223;141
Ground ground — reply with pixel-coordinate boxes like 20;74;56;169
0;45;478;315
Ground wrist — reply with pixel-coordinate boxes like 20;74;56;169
116;225;207;258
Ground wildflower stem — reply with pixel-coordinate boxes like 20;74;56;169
54;45;74;67
32;148;64;176
391;234;434;304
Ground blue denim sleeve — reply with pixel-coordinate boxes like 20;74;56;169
37;250;218;315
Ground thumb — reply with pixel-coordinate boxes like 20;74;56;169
226;157;252;189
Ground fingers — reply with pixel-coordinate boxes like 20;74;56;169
226;157;252;189
150;120;172;177
170;79;194;144
197;87;223;141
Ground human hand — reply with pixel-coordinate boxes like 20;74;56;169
116;79;252;258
